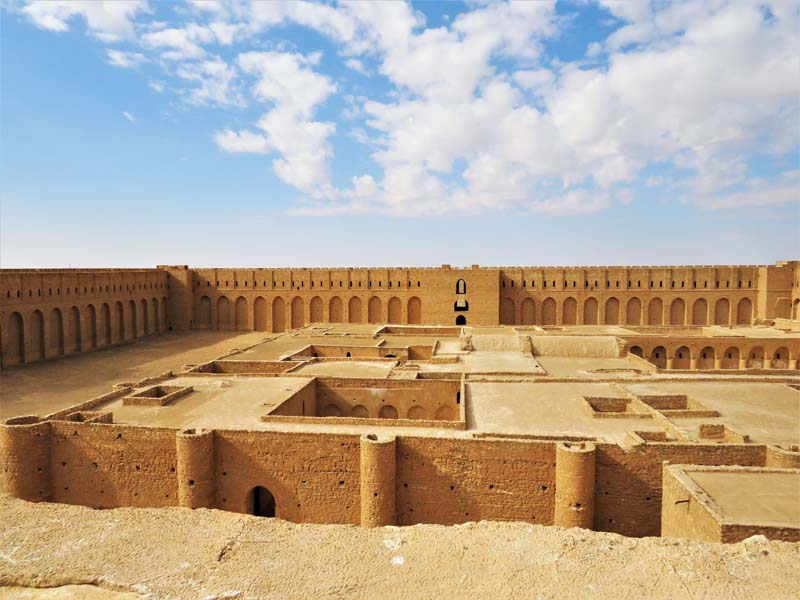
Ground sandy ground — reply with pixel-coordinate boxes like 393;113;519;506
0;332;270;418
0;497;798;600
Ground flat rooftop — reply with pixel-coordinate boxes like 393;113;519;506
2;324;798;445
688;469;800;528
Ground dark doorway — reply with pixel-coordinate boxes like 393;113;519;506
456;315;467;325
248;486;276;517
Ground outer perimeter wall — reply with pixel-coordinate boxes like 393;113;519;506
0;269;168;370
163;261;799;332
2;261;798;368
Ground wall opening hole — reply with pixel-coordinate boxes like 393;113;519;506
247;486;276;518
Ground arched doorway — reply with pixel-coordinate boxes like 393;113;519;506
198;296;212;328
456;315;466;325
521;298;535;325
604;297;620;325
310;296;323;322
584;298;598;325
247;486;276;518
721;346;740;369
736;298;752;325
542;297;556;325
101;303;112;346
650;345;667;369
272;297;286;333
254;297;267;331
692;298;708;325
329;296;343;323
235;296;248;331
747;346;764;369
348;296;362;323
673;346;690;369
129;300;138;338
368;296;382;323
379;405;398;419
50;308;64;356
407;297;422;324
647;298;663;325
698;346;715;370
714;298;730;325
87;304;98;349
4;312;24;366
773;347;790;369
670;298;685;325
68;306;81;352
217;297;231;330
291;296;304;329
408;406;426;419
563;297;577;325
388;297;401;324
626;298;641;325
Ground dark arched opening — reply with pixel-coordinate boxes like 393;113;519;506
455;315;466;325
247;486;275;517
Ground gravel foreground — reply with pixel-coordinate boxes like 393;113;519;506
0;496;798;600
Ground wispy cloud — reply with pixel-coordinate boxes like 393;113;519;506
106;49;147;68
122;111;135;122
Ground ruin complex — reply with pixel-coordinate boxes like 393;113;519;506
1;262;799;543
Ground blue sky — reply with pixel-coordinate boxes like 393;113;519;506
1;0;798;268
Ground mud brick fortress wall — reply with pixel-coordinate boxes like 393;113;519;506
3;415;797;537
3;261;799;371
0;269;169;368
2;261;799;369
169;262;800;332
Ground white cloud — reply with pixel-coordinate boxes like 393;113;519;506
122;111;135;122
295;1;797;216
16;0;800;217
215;50;337;197
686;172;800;210
176;57;243;107
214;129;270;154
237;51;335;116
513;69;554;91
344;58;368;76
22;0;148;42
148;80;165;93
106;49;147;68
141;23;214;60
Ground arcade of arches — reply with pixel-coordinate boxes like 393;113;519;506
2;261;800;369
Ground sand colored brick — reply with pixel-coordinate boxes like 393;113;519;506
1;261;799;543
